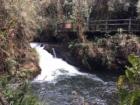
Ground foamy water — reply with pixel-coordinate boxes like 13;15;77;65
30;43;84;82
31;43;118;105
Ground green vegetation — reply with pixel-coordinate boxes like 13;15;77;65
0;1;40;105
0;75;39;105
0;21;40;105
1;0;140;105
117;54;140;105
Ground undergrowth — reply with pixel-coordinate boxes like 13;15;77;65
69;34;140;71
117;54;140;105
0;1;40;105
0;19;40;105
0;75;40;105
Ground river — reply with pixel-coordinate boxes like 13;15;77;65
30;43;119;105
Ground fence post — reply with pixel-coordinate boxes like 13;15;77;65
86;17;89;31
105;19;108;34
128;18;131;34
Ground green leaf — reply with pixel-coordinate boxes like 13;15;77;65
125;69;134;81
128;54;140;68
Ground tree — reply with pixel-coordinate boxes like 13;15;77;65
71;0;93;42
47;0;94;42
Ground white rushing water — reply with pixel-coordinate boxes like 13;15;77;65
30;43;83;82
30;43;104;83
31;43;118;105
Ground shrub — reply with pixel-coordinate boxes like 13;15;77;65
69;34;140;72
117;54;140;105
0;76;40;105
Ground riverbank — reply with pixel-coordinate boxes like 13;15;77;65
0;1;41;104
0;23;40;105
69;34;140;74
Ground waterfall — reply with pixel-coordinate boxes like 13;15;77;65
31;43;118;105
30;43;104;83
30;43;82;82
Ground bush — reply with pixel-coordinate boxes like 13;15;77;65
69;34;140;72
0;2;41;105
117;54;140;105
0;75;40;105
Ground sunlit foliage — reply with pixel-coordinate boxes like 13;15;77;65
117;54;140;105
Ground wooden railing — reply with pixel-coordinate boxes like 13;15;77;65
89;19;140;33
55;19;140;33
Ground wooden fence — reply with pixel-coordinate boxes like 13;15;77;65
89;18;140;33
57;19;140;33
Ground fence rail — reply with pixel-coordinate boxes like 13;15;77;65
57;18;140;33
89;18;140;33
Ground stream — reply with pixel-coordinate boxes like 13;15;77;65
30;43;119;105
